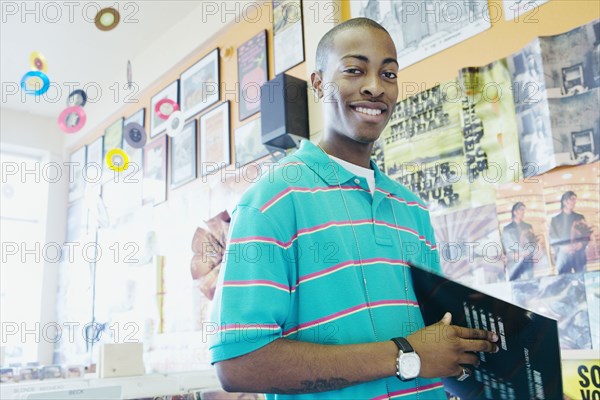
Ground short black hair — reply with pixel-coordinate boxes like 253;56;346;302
315;17;391;72
560;191;577;208
511;202;525;218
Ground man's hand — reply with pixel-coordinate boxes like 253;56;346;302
406;312;499;379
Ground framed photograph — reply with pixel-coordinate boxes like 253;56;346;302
237;30;268;121
234;117;268;167
103;118;124;154
125;107;145;127
86;136;104;183
143;135;168;206
200;101;230;176
180;49;220;120
273;0;305;75
150;80;179;138
170;119;198;189
102;117;124;183
68;146;87;203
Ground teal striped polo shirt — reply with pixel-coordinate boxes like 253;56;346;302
209;140;446;399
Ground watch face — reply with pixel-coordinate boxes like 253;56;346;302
400;353;421;379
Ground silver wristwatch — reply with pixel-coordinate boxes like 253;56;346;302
391;337;421;381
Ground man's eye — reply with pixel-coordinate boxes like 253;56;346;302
344;68;362;74
383;72;397;79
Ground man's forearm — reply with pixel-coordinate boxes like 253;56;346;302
215;338;398;394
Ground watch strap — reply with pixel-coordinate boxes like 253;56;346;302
391;337;414;353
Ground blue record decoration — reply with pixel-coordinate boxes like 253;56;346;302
20;70;50;96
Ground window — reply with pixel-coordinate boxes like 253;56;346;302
1;150;50;365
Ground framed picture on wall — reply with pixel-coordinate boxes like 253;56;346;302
102;118;124;182
237;30;268;121
150;80;179;138
103;118;124;154
234;117;268;167
143;135;168;206
125;107;145;128
169;119;197;189
180;48;220;120
86;136;104;184
200;101;230;176
273;0;305;75
68;146;87;203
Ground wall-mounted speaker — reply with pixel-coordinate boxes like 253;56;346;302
260;73;309;150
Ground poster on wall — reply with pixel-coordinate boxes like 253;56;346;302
584;271;599;349
503;0;550;21
512;273;592;350
237;30;268;121
507;20;600;175
350;0;491;70
382;60;521;213
542;162;600;275
143;135;168;206
273;0;305;75
180;49;220;120
430;204;505;286
495;180;552;280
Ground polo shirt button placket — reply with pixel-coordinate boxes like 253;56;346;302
354;178;360;185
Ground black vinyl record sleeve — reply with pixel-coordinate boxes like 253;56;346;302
410;264;563;400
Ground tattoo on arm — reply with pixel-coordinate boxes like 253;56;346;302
269;378;361;394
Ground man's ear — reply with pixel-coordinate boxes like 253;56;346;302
310;70;324;99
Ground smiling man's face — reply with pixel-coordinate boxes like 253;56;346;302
312;26;399;145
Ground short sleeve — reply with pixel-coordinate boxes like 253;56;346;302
208;205;293;364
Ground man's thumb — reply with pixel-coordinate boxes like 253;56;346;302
440;312;452;325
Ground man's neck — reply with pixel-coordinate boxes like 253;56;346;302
319;139;374;169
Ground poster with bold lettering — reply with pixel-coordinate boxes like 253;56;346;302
382;60;520;213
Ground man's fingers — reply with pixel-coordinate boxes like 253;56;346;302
455;326;498;342
458;353;480;367
461;338;499;353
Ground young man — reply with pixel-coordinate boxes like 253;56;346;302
549;191;590;274
501;202;538;281
209;18;498;399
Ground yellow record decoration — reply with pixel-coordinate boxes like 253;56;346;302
105;148;129;172
30;51;48;72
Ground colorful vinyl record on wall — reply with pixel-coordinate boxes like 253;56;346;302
124;122;147;148
94;7;120;31
66;89;87;107
105;148;129;172
30;51;48;72
20;70;50;96
166;111;184;137
57;106;86;133
155;98;179;120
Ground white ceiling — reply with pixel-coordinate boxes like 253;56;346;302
1;1;237;138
